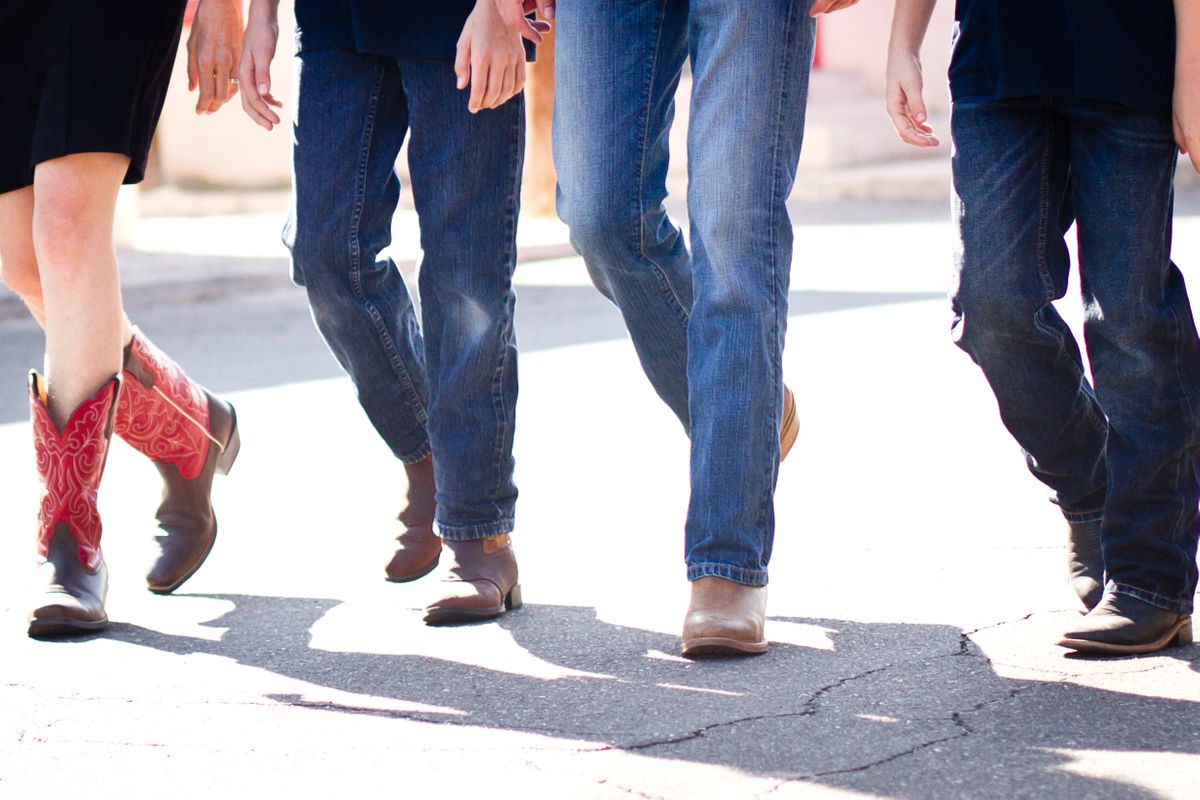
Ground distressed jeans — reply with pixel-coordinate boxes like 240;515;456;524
555;0;817;585
286;49;523;540
952;96;1200;613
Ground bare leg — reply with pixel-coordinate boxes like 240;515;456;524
31;154;131;425
0;187;47;325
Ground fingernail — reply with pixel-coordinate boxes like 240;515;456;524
915;112;926;122
545;6;555;19
258;83;269;93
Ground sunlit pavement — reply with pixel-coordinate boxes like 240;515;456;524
1;198;1198;799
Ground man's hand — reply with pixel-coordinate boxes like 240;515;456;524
492;0;553;43
810;0;861;16
886;47;939;148
187;0;244;115
239;1;284;131
458;0;528;113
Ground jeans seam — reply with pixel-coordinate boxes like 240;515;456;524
636;0;691;327
754;0;800;533
349;62;428;426
486;97;523;519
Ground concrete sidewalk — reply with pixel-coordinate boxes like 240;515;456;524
2;200;1199;798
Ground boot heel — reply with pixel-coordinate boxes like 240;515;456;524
505;584;523;611
216;410;240;476
1175;618;1193;647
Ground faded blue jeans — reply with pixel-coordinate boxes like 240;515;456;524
952;96;1200;614
286;50;523;541
555;0;816;585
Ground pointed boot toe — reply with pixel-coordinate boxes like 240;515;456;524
681;576;768;657
1058;593;1192;655
423;534;521;625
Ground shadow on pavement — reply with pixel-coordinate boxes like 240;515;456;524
106;595;1200;797
0;286;942;425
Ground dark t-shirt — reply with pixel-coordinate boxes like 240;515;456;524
295;0;475;61
950;0;1176;114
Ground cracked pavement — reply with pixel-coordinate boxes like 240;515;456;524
2;198;1200;798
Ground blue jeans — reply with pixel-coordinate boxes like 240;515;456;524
286;49;523;541
952;96;1200;614
554;0;816;585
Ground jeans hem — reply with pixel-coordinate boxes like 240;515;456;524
687;563;768;587
1108;580;1194;615
399;441;432;465
437;518;514;541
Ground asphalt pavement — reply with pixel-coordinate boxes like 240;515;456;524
1;195;1199;799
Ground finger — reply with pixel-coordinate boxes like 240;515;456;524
809;0;834;16
469;59;488;113
186;30;200;91
239;88;273;130
483;61;506;108
262;91;284;110
514;60;527;97
196;57;216;114
214;59;233;110
1174;116;1188;154
902;82;928;125
530;19;552;34
535;0;555;21
498;64;517;108
254;50;273;100
455;40;471;90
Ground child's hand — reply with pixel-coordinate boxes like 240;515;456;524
1175;56;1200;173
457;0;528;114
238;7;284;131
885;46;939;148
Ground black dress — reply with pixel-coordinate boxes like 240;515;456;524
0;0;187;195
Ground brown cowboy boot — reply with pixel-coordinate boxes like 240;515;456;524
423;534;521;624
115;329;240;594
681;576;769;656
27;373;120;638
780;385;799;463
1066;518;1104;611
385;456;442;582
1059;593;1192;655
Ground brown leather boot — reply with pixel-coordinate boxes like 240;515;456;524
385;456;441;582
116;329;240;594
1058;593;1192;655
27;373;119;638
1066;518;1104;612
681;576;769;656
423;534;521;625
780;385;799;463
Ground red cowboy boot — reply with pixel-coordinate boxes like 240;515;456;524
27;373;120;638
115;329;240;593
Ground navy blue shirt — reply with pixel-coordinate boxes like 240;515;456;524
296;0;475;61
950;0;1176;114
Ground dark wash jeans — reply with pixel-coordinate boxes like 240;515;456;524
951;96;1200;614
285;49;523;541
554;0;817;587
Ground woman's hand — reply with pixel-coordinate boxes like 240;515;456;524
239;1;284;131
457;0;529;114
885;45;939;148
187;0;244;115
492;0;553;44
